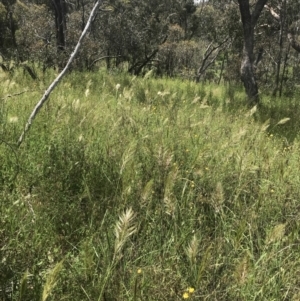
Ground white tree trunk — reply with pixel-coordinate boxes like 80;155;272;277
17;0;103;147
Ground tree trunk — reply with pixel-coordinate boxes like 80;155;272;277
279;43;290;97
238;0;268;105
241;31;259;105
52;0;67;52
217;52;226;85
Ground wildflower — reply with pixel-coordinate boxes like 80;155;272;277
116;83;121;90
187;287;195;294
137;268;142;274
183;292;189;299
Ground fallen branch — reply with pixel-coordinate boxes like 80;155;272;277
17;0;103;147
1;90;35;101
88;55;122;70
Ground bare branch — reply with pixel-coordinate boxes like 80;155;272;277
252;0;268;27
17;0;104;147
196;37;230;82
264;5;280;21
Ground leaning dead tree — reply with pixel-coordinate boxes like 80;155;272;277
196;37;229;82
17;0;103;147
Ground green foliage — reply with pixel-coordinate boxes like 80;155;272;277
1;70;300;300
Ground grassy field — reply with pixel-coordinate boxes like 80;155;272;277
1;67;300;300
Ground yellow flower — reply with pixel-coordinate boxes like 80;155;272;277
183;292;189;299
137;268;142;274
187;287;195;294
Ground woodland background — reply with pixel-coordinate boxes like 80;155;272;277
1;0;300;97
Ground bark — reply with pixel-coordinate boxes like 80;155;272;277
17;0;103;147
238;0;268;105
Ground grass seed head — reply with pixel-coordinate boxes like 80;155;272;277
185;234;199;265
114;208;137;256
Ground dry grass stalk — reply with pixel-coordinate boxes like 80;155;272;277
212;181;224;213
164;167;178;217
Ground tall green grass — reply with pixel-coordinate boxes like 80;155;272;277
1;67;300;300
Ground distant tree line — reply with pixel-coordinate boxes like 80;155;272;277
0;0;300;101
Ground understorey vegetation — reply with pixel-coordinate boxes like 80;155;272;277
1;68;300;300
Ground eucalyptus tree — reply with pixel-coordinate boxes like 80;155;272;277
173;0;197;39
237;0;268;104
